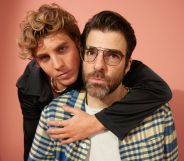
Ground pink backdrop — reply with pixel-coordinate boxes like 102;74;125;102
0;0;183;160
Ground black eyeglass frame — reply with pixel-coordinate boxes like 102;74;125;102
80;46;125;66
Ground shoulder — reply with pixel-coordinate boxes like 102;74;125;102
151;104;173;120
126;104;174;138
16;60;39;83
48;89;86;108
142;104;173;126
16;60;51;96
43;89;86;119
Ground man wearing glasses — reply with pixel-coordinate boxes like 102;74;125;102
28;10;178;161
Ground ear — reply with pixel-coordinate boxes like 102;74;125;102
124;58;132;75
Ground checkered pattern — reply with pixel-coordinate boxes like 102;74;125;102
28;89;178;161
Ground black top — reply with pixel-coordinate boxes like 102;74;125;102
16;60;172;161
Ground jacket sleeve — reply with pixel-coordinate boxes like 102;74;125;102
95;60;172;139
17;89;43;161
16;60;53;160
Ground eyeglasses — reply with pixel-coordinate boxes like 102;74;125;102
81;46;125;66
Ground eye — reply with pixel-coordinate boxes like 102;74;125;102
57;45;68;54
85;48;97;56
36;54;50;62
105;51;122;59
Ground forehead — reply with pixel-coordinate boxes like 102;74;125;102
37;32;74;51
86;30;127;51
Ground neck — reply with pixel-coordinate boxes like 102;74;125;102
87;84;128;108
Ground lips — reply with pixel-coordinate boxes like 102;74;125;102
85;71;108;85
88;77;107;84
56;70;71;80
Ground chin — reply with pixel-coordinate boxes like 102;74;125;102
62;77;77;86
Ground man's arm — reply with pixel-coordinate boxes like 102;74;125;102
17;60;54;160
17;90;43;161
28;108;55;160
95;60;172;139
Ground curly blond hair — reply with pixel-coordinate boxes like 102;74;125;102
18;3;81;59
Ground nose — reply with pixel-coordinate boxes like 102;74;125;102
94;51;107;71
52;55;65;70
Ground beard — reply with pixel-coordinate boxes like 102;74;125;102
83;70;124;99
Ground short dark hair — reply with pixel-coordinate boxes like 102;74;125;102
82;10;136;61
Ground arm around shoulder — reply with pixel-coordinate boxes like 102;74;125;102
95;60;172;139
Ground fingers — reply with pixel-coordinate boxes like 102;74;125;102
47;120;68;127
49;133;69;140
61;138;75;144
47;128;76;144
47;107;90;145
47;127;65;135
47;120;69;139
47;128;71;140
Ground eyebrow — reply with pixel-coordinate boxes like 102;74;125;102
86;46;123;52
85;46;125;57
36;41;69;56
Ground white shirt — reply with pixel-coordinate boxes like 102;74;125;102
85;104;121;161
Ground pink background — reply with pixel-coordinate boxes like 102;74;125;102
0;0;183;160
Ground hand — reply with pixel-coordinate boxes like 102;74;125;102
47;106;105;144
